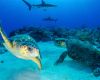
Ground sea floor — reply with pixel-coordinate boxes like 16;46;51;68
0;41;100;80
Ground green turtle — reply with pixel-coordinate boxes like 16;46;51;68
0;25;42;70
54;38;100;77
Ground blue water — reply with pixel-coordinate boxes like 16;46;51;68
0;0;100;34
0;1;100;80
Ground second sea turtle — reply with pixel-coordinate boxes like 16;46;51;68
54;38;100;77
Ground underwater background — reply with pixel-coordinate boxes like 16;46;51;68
0;0;100;34
0;0;100;80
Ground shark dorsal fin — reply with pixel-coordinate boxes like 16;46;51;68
41;0;46;5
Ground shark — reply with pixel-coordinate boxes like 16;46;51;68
43;16;58;22
22;0;32;10
22;0;57;10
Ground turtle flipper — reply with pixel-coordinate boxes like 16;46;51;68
31;57;42;70
93;67;100;77
0;24;12;49
0;23;3;33
54;51;68;65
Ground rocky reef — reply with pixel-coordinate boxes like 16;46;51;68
9;26;100;45
9;26;71;42
9;26;53;42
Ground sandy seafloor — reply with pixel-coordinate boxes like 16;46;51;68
0;41;100;80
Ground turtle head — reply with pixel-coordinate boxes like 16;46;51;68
19;45;42;70
19;45;40;58
28;47;40;57
27;46;42;70
54;38;66;48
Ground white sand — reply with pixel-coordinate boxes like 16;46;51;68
0;41;100;80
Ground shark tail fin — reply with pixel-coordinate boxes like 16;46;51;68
22;0;32;11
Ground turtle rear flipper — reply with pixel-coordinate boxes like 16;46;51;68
93;67;100;77
54;51;68;65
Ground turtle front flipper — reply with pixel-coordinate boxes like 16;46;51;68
31;57;42;70
54;51;68;65
0;25;12;49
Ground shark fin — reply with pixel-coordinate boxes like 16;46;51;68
22;0;32;11
41;0;46;5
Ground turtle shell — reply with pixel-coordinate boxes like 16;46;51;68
10;34;39;49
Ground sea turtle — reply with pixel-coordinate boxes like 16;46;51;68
0;25;42;70
54;38;100;77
